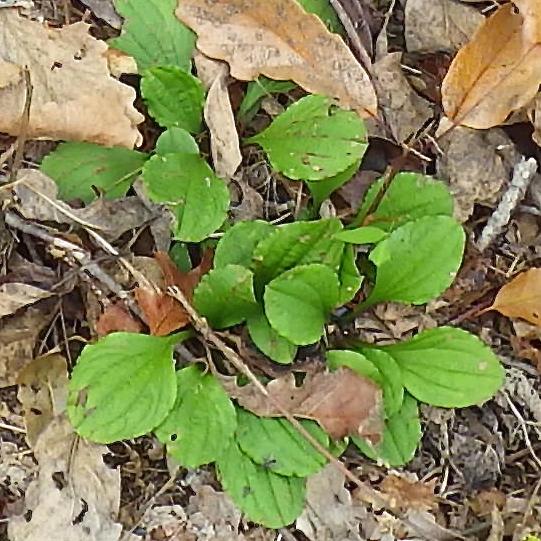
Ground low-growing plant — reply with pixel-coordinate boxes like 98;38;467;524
38;1;506;528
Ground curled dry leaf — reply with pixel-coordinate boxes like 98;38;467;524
488;268;541;327
380;474;438;512
442;3;541;129
0;282;53;318
0;10;143;147
135;250;212;336
195;53;242;179
176;0;377;118
223;367;383;440
528;92;541;147
95;302;144;337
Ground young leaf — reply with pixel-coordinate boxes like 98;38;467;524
252;218;344;288
337;244;363;305
306;160;359;208
154;365;236;467
176;0;377;117
216;440;306;528
365;216;465;306
214;220;274;269
155;127;200;155
67;332;186;443
111;0;195;71
246;95;367;180
41;143;147;203
236;409;328;477
353;394;421;467
239;77;296;123
247;310;298;364
441;3;541;129
141;66;205;132
357;172;454;232
382;327;505;407
142;153;229;241
193;265;258;328
334;226;387;244
487;268;541;327
264;264;339;345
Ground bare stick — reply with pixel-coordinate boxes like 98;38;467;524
477;158;538;252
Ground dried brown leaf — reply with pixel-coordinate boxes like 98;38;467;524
380;475;438;512
223;367;383;440
441;3;541;129
0;282;53;318
95;302;144;337
529;92;541;147
176;0;377;117
0;10;142;147
488;268;541;327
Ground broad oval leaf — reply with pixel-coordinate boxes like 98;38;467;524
236;409;328;477
155;127;199;155
382;327;504;407
252;218;344;289
365;216;465;306
142;153;229;242
154;365;237;467
216;440;306;528
357;172;454;232
247;95;367;180
264;264;339;345
214;220;274;269
41;142;147;203
193;265;258;328
247;310;298;364
67;332;185;443
334;226;387;244
111;0;195;71
141;66;205;132
353;393;421;467
337;244;363;305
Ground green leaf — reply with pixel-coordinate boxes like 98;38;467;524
111;0;195;71
246;95;367;181
297;0;344;32
214;220;274;269
142;153;229;242
306;160;359;208
236;409;328;477
365;216;465;306
193;265;258;329
252;218;344;289
154;365;236;467
360;348;404;417
67;332;187;443
156;127;199;155
239;78;296;123
334;226;387;244
381;327;505;407
41;143;147;203
337;244;363;304
353;394;421;467
141;66;205;132
326;349;382;383
247;309;298;364
216;440;306;528
169;242;192;272
264;264;339;345
357;172;454;232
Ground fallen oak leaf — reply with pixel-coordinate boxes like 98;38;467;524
222;367;383;440
176;0;377;118
486;268;541;327
0;9;142;147
441;2;541;129
379;474;439;512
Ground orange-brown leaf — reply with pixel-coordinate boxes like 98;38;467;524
95;302;143;337
380;475;438;511
176;0;377;118
222;367;383;441
441;3;541;129
488;268;541;327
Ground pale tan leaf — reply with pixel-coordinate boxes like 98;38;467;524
528;92;541;147
488;268;541;327
223;368;383;440
380;474;438;512
176;0;377;118
0;282;52;318
405;0;484;53
0;10;143;147
441;3;541;129
195;53;242;178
